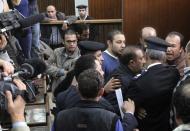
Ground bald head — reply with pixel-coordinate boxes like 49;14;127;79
46;5;57;19
141;27;157;39
140;27;157;49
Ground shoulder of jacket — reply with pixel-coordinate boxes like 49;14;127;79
133;69;148;80
162;64;176;69
54;47;65;52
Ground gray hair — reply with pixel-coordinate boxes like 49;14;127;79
146;49;166;61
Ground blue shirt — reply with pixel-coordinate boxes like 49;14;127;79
116;120;124;131
14;0;29;17
102;51;120;82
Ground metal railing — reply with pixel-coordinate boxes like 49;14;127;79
40;19;122;45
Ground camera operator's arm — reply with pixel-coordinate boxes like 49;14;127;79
5;79;30;131
0;34;7;50
0;59;14;76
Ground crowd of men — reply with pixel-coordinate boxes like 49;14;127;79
1;1;190;131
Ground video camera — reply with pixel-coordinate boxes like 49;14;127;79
0;59;47;123
0;9;44;34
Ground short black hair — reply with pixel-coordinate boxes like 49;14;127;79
78;69;104;99
119;45;142;66
107;30;124;41
167;31;185;49
74;55;96;79
74;23;89;35
54;55;96;96
173;76;190;123
64;29;77;39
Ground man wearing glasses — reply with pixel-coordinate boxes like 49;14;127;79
46;29;80;92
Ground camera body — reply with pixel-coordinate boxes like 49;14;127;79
0;73;38;123
0;58;46;124
0;9;23;34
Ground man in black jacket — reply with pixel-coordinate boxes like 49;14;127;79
126;36;180;131
55;69;138;131
41;5;66;49
105;46;145;115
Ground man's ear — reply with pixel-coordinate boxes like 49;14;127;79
129;59;134;65
107;40;112;46
179;46;184;53
97;88;104;97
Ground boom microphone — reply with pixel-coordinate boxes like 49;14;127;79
0;10;44;33
10;59;47;80
23;58;47;78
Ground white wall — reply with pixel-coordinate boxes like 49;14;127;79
74;0;88;16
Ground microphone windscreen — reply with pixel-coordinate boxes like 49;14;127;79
19;14;44;28
20;63;34;77
24;59;47;78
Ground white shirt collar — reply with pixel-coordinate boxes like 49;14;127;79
147;62;162;69
104;50;118;59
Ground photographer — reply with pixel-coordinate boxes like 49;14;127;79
0;34;7;49
0;59;30;131
5;79;30;131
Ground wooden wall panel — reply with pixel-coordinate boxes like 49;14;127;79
89;0;122;19
38;0;75;15
94;23;122;43
37;0;122;19
123;0;190;45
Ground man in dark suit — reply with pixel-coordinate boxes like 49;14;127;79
76;4;92;20
126;36;180;131
105;46;146;115
41;5;66;49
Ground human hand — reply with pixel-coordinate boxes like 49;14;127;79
0;59;14;76
0;34;7;49
6;79;26;123
104;77;121;93
62;22;68;30
122;98;135;114
137;107;147;119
